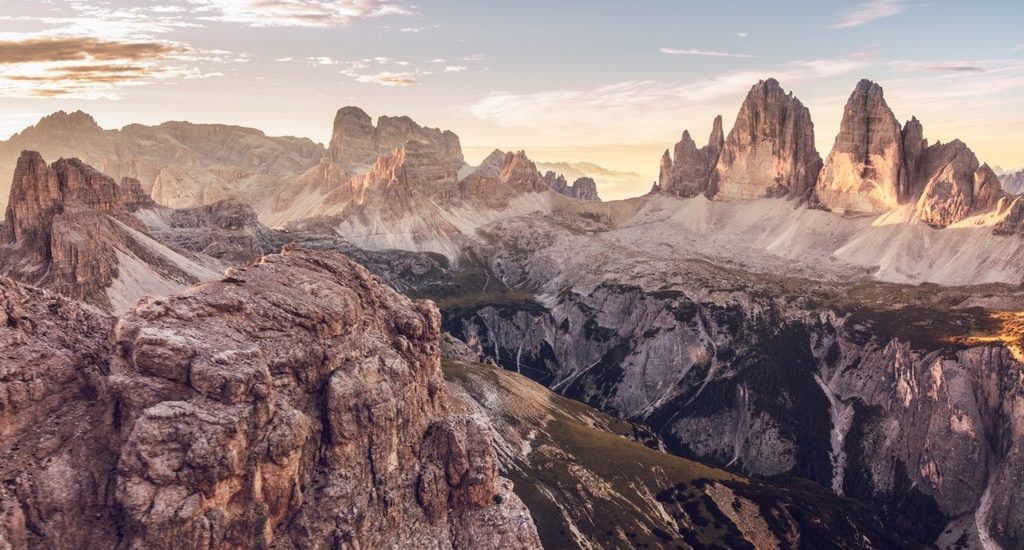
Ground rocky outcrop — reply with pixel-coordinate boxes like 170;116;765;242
328;106;464;170
118;177;158;212
658;115;724;198
458;151;549;204
816;80;909;212
0;152;222;311
814;80;1005;225
710;79;822;200
543;172;601;201
0;278;120;549
473;149;507;179
915;141;1004;226
0;247;541;549
143;199;271;264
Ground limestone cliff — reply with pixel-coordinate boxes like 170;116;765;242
0;247;541;549
711;79;822;200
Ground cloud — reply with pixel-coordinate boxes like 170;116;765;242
347;71;417;86
0;36;181;64
188;0;414;27
469;58;867;143
401;24;439;32
737;32;748;38
889;61;986;73
0;33;236;99
659;48;756;58
830;0;909;29
444;65;467;73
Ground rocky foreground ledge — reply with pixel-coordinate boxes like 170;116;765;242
0;245;540;549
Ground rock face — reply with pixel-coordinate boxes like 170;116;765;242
0;247;541;550
816;80;909;212
0;152;222;311
1000;168;1024;194
711;79;822;200
459;151;550;204
420;202;1024;548
658;115;724;198
915;141;1003;226
0;279;120;549
543;171;602;201
328;106;464;171
143;199;271;264
815;80;1005;225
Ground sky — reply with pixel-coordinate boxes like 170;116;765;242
0;0;1022;199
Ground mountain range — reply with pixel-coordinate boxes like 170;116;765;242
2;77;1024;549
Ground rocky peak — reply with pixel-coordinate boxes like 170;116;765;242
816;79;908;212
474;149;507;179
1000;168;1024;194
329;106;376;166
710;79;822;200
914;140;1007;226
328;106;464;171
0;152;221;310
659;121;722;198
2;151;120;245
543;171;601;201
543;170;569;193
498;151;548;193
901;116;926;186
568;176;600;201
22;110;103;137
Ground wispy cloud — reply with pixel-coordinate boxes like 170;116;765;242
659;47;756;58
0;37;180;64
0;31;239;99
401;24;439;32
187;0;414;28
444;65;467;73
889;61;987;73
346;71;417;86
830;0;909;29
736;32;748;38
469;58;867;142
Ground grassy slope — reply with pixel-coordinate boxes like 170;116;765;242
444;359;915;550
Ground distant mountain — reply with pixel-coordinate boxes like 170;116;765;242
0;110;325;217
1001;168;1024;194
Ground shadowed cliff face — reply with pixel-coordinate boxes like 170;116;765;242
418;210;1024;549
0;247;541;550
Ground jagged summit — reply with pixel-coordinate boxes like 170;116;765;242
328;106;463;170
658;115;724;198
815;80;1005;225
710;79;822;200
23;109;103;135
0;151;221;310
816;78;909;213
654;78;1012;228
